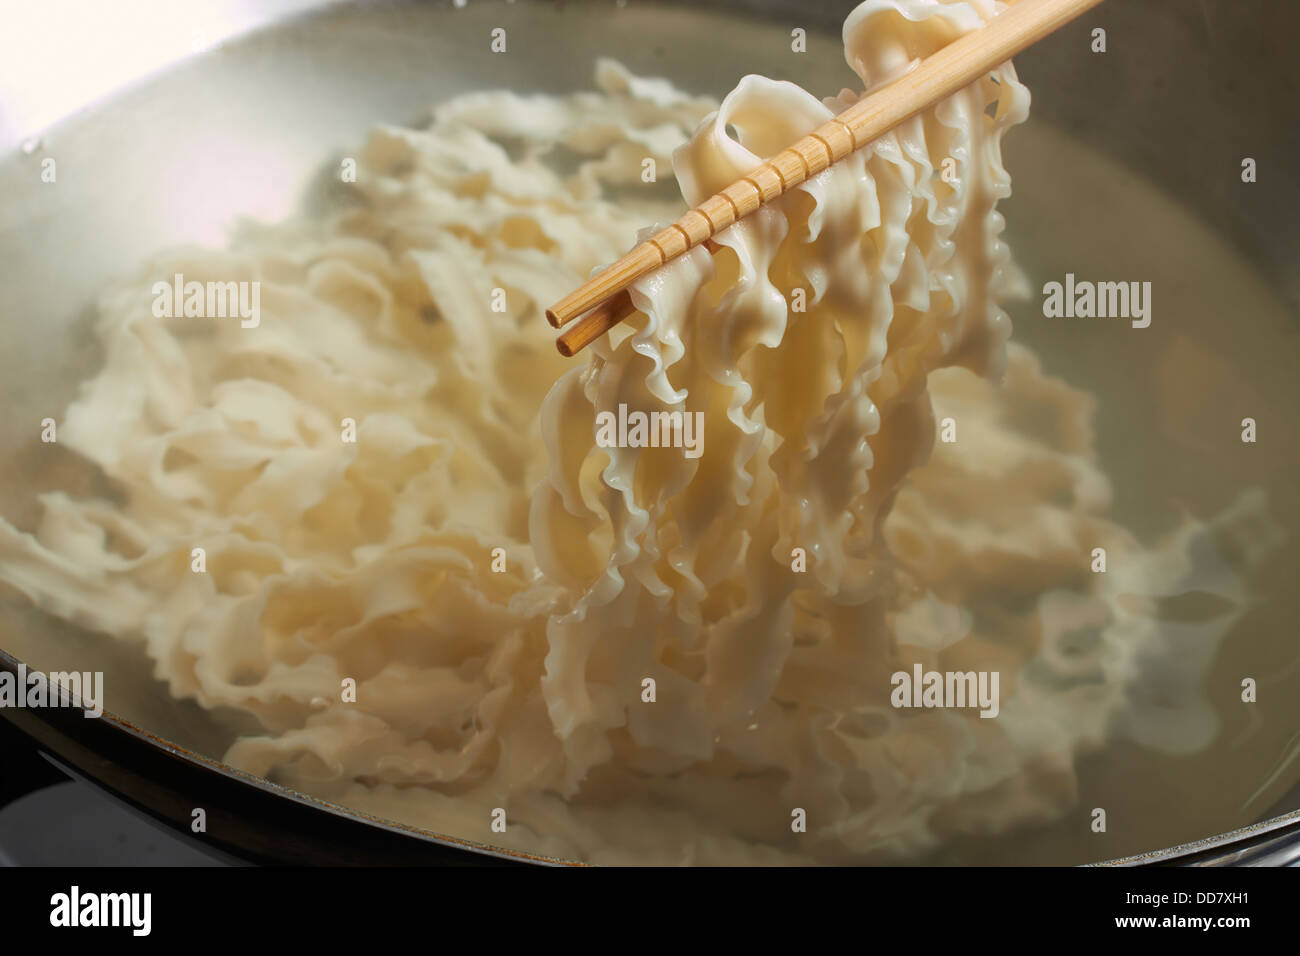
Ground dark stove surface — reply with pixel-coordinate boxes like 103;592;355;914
0;778;223;867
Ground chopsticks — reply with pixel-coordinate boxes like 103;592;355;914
550;0;1103;356
555;239;721;356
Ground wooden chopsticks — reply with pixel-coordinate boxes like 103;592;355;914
551;0;1103;356
556;239;721;356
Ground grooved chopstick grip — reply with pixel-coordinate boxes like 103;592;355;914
548;0;1103;345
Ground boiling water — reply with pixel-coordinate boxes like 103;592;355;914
928;121;1300;864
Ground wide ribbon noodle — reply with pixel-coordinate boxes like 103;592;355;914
0;1;1277;862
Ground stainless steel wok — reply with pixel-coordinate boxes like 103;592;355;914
0;0;1297;865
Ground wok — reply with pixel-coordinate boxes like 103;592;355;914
0;0;1297;865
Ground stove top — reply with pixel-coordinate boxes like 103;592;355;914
0;776;223;867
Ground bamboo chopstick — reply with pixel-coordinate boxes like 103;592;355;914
555;239;722;356
556;291;635;357
550;0;1102;355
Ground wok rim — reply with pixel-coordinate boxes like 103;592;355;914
0;645;574;866
3;645;1296;866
